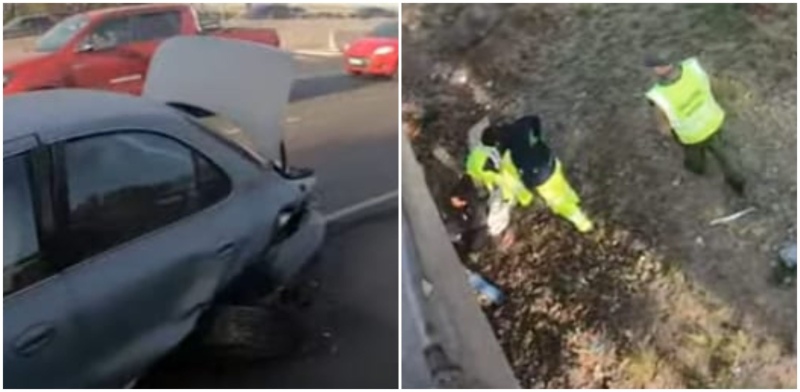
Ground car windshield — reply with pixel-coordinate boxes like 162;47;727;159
369;22;397;38
35;14;88;52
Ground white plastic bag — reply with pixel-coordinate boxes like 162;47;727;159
486;190;512;236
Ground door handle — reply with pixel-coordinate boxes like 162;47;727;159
14;323;56;357
216;243;235;257
180;301;210;320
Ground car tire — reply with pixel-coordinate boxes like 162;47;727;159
198;304;300;361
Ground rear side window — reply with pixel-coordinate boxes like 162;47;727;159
4;154;54;296
62;132;230;262
134;11;181;41
31;17;51;31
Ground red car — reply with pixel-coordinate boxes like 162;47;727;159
344;21;398;78
3;4;280;96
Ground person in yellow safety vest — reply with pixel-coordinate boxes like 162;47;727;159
645;53;746;195
466;115;594;233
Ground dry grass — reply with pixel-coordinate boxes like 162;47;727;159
403;6;796;384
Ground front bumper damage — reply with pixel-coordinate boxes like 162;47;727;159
265;207;326;285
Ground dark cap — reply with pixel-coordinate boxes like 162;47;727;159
643;52;671;68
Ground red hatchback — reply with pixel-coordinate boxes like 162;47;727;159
344;21;398;77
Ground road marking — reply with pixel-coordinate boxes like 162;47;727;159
325;190;398;225
293;49;343;58
109;74;143;84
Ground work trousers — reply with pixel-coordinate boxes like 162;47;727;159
680;128;746;193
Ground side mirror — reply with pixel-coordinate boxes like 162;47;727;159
77;38;115;53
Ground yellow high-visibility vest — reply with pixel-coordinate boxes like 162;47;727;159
466;145;534;206
646;57;725;145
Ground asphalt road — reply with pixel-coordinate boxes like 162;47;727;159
286;55;398;213
139;54;399;388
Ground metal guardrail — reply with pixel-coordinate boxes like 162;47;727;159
401;135;519;388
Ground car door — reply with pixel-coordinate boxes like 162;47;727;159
69;15;144;95
4;140;85;388
52;130;239;387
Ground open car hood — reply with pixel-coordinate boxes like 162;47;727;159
143;36;294;162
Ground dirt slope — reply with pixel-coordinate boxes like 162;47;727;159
403;4;796;388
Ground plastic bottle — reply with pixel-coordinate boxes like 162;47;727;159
465;269;504;305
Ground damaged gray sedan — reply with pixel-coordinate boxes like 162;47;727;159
4;37;325;388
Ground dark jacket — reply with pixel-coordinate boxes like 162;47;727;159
443;175;489;255
495;115;556;188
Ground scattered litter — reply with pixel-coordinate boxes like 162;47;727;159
450;68;469;85
709;207;756;226
779;242;796;269
465;268;505;305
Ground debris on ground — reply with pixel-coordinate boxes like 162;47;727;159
466;268;505;306
709;207;757;226
780;242;797;269
403;4;796;388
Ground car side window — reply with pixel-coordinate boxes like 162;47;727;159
31;17;49;31
4;154;54;296
88;16;133;49
62;132;231;263
133;11;181;41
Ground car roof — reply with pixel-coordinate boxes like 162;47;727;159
4;89;185;143
83;4;187;20
12;13;52;20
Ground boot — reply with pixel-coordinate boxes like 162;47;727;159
568;210;594;233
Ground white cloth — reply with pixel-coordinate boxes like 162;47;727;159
486;189;512;236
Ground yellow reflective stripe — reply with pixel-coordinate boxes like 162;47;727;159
647;88;680;126
536;161;576;207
